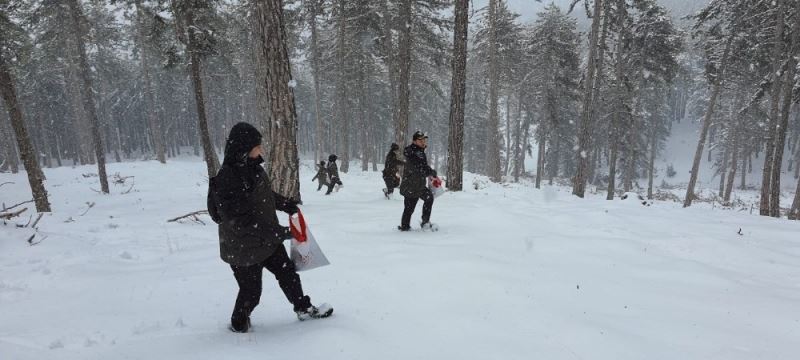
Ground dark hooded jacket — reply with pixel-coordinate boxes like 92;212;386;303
382;143;404;180
399;143;436;198
207;122;298;266
327;155;340;180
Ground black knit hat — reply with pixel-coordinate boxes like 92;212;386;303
223;122;262;165
328;154;337;162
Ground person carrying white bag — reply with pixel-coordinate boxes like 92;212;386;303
207;122;333;334
288;210;331;272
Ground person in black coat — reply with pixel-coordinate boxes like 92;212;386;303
311;160;328;191
207;122;331;333
325;154;343;195
382;143;404;198
398;131;437;231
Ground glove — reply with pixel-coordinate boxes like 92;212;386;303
279;226;294;241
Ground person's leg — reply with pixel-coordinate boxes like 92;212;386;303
325;181;335;195
263;246;312;311
401;196;419;228
230;263;263;331
420;189;434;224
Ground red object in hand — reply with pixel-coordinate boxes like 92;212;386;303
289;210;307;242
431;177;443;188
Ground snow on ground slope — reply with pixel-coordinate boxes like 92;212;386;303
1;159;799;359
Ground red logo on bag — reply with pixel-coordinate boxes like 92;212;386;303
289;210;308;242
431;177;442;188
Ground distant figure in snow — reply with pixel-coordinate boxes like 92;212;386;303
325;154;343;195
398;131;438;231
207;122;332;333
382;143;405;199
311;160;328;191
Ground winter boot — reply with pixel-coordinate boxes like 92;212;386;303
229;317;251;333
296;303;334;321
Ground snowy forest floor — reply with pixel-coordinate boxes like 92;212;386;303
1;158;799;359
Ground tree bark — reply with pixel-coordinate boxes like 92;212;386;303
485;0;502;182
67;0;109;193
724;112;740;203
769;0;800;217
572;0;603;197
647;120;657;200
308;0;325;162
0;108;19;173
253;0;302;201
760;0;787;215
0;51;51;212
136;0;166;164
445;0;468;191
394;0;412;146
607;0;625;200
683;31;735;207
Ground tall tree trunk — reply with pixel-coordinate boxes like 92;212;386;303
607;0;625;200
67;0;109;194
485;0;501;182
308;0;325;162
0;51;51;212
724;111;740;203
0;108;19;173
572;0;603;197
504;95;512;176
512;91;524;182
536;132;545;189
647;121;657;200
394;0;412;146
253;0;302;201
769;0;800;217
446;0;468;191
760;0;787;215
683;31;735;207
789;177;800;220
136;0;166;164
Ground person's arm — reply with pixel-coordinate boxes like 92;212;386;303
274;191;299;215
312;173;318;181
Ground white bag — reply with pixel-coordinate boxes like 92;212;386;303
289;211;330;272
428;176;446;198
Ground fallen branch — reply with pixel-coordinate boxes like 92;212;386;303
167;210;209;225
121;179;135;194
1;199;34;212
111;172;134;185
0;181;13;188
0;207;27;220
30;213;44;228
80;202;95;216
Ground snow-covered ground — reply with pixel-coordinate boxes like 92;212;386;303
1;158;799;359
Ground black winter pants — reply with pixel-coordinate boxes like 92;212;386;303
383;175;400;194
325;177;343;195
401;188;434;227
229;245;311;329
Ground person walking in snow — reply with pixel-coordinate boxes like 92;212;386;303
325;154;343;195
382;143;404;199
207;122;332;333
398;131;438;231
311;160;328;191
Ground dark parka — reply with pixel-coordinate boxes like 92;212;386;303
399;143;437;198
327;155;340;181
207;122;298;266
382;143;404;185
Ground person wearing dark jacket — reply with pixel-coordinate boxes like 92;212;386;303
207;122;332;333
382;143;404;198
325;154;342;195
311;160;328;191
398;131;437;231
